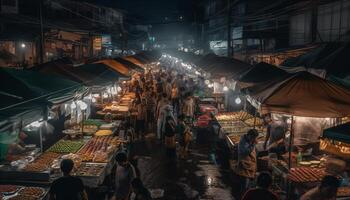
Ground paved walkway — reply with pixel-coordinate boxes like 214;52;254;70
129;131;236;200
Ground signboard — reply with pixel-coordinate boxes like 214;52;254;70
102;35;112;47
93;37;102;50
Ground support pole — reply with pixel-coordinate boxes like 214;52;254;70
288;116;294;169
227;0;232;57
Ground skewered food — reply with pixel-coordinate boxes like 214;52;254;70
337;187;350;197
19;187;44;197
78;136;120;162
288;167;325;183
47;140;84;153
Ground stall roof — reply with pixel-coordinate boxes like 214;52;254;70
0;68;86;105
114;57;144;72
124;56;146;66
75;63;129;86
94;59;130;76
238;62;289;89
248;71;350;117
204;56;252;80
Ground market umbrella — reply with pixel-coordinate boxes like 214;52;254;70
247;71;350;118
238;62;289;89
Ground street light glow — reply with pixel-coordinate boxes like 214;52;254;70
21;43;26;48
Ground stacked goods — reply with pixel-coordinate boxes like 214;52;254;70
47;140;85;154
244;118;263;127
76;163;105;176
24;152;60;172
78;136;120;162
18;187;45;198
287;167;325;183
337;187;350;197
0;185;19;194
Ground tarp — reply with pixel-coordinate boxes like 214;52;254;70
0;68;86;105
94;59;130;76
281;42;350;83
124;56;146;66
323;123;350;143
114;57;144;72
248;72;350;118
238;62;289;88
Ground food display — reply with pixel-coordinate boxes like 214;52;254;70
287;167;325;183
7;194;37;200
18;187;45;198
24;152;60;172
95;130;112;136
337;186;350;197
47;140;85;154
244;117;263;127
83;119;104;128
78;136;121;162
216;112;241;121
0;185;19;194
75;163;106;176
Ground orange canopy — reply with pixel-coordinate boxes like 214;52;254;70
248;72;350;117
94;59;130;76
123;56;145;67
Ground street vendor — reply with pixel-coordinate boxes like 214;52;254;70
264;115;288;159
236;129;259;197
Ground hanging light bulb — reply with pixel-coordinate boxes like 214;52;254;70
205;80;210;85
92;98;96;103
235;97;242;104
208;84;214;88
117;86;122;92
93;93;100;98
103;93;108;98
79;101;88;110
223;86;229;91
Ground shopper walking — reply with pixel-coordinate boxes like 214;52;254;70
164;116;176;160
135;99;147;140
236;129;259;198
176;115;191;159
241;172;279;200
182;93;194;123
49;159;87;200
114;152;137;200
131;178;153;200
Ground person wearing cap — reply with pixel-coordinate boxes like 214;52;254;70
236;129;259;197
300;175;340;200
50;159;87;200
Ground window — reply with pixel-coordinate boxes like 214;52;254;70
2;0;16;6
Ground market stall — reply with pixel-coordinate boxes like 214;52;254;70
244;71;350;199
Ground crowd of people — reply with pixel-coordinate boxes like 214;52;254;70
46;67;343;200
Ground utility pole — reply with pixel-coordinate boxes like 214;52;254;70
39;0;45;64
227;0;232;57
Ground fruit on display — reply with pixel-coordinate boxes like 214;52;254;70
24;152;60;172
76;163;105;176
288;167;325;183
78;136;120;162
19;187;45;198
47;140;85;154
0;185;19;194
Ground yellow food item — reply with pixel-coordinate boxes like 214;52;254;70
95;130;112;136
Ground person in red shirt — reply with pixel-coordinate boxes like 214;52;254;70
241;172;279;200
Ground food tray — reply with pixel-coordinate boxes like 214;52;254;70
287;167;325;183
2;187;47;200
75;163;106;177
47;140;85;154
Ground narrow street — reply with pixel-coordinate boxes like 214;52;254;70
129;131;236;200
